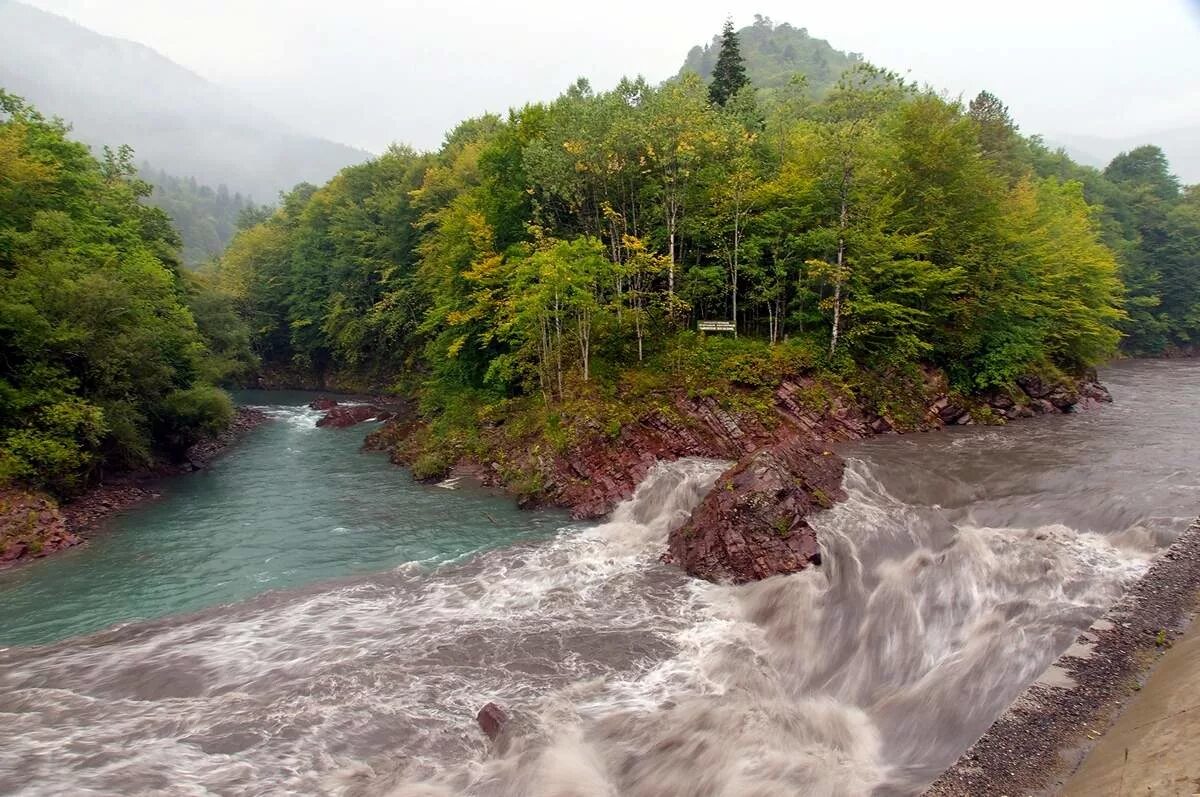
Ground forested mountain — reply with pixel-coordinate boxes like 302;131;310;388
680;15;863;101
0;91;251;492
141;167;270;267
0;0;370;201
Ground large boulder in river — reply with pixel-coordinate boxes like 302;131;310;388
316;404;393;428
665;439;846;583
308;397;339;411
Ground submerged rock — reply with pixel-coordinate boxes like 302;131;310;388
666;439;846;583
476;701;509;741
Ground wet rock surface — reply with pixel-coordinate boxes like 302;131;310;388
312;398;411;429
371;370;1110;583
665;438;846;583
553;378;869;521
316;403;394;428
476;702;509;741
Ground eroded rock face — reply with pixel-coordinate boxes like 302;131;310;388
666;439;846;583
554;379;869;520
316;404;394;428
660;371;1110;584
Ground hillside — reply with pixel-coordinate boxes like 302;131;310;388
0;0;370;200
679;15;863;99
141;166;269;267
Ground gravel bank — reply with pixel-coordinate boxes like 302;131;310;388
926;518;1200;796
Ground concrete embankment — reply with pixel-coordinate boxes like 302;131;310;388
1062;617;1200;795
927;518;1200;796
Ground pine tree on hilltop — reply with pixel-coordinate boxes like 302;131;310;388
708;18;749;106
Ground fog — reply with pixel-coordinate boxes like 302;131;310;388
20;0;1200;154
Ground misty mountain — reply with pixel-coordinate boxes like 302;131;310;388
0;0;371;201
680;15;863;100
1049;127;1200;186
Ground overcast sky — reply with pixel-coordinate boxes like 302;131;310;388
23;0;1200;154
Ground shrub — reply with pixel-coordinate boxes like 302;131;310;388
156;385;234;456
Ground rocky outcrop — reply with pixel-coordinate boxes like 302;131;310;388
552;378;869;520
315;403;395;428
0;489;81;565
666;439;846;583
370;369;1111;583
949;374;1112;425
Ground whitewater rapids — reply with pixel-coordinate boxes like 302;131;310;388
0;451;1157;796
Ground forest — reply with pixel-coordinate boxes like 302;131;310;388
208;23;1197;399
0;91;243;492
141;166;269;267
3;19;1199;491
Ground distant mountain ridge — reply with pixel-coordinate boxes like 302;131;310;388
0;0;372;200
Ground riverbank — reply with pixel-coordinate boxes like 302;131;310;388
0;407;269;567
367;358;1111;583
927;517;1200;796
1062;590;1200;795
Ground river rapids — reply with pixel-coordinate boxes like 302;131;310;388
1;360;1198;796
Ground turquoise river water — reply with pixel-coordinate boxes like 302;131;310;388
0;392;564;647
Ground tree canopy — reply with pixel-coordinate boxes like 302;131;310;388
0;91;241;492
708;19;750;106
209;48;1172;415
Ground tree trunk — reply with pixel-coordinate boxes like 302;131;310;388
830;168;849;356
554;289;563;398
732;198;740;339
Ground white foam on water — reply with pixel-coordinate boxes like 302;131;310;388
0;457;1156;796
253;404;324;430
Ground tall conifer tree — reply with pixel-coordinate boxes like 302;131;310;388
708;19;749;106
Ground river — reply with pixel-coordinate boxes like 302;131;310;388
1;362;1198;795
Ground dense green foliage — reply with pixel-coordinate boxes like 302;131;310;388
708;19;750;107
141;166;270;267
1030;143;1199;353
0;92;239;492
213;52;1165;417
9;14;1193;497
